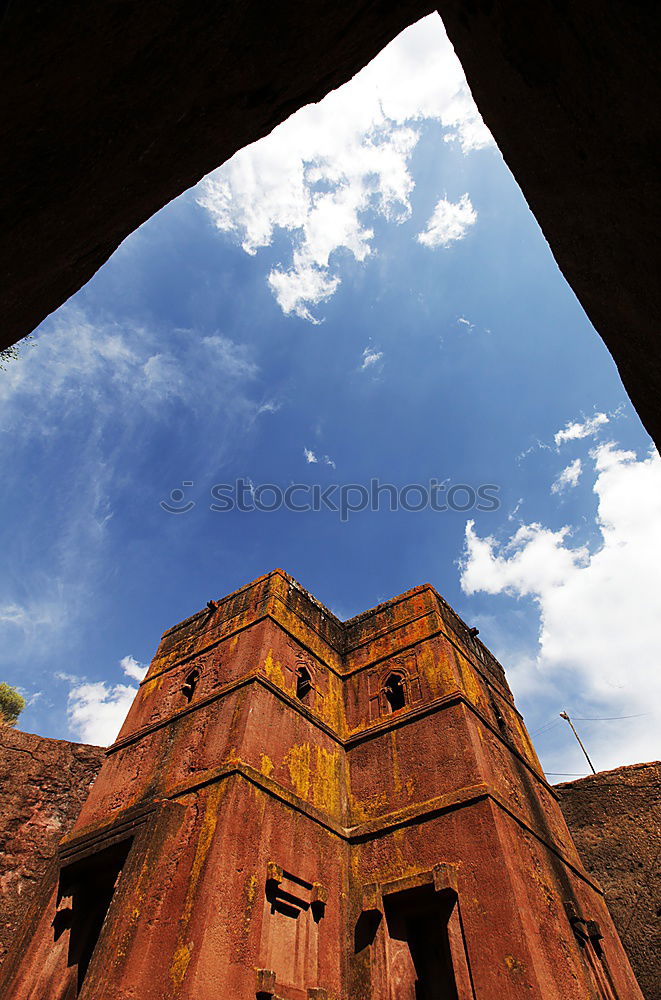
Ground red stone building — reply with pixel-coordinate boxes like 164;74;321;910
0;571;643;998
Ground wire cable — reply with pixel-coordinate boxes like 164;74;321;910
571;714;649;721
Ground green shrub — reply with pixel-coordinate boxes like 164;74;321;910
0;683;25;726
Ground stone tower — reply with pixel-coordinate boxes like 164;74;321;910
0;571;642;999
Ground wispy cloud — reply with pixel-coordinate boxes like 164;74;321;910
517;410;612;463
0;306;276;713
554;412;609;447
360;347;383;370
551;458;582;493
303;447;336;469
196;14;491;322
417;194;477;249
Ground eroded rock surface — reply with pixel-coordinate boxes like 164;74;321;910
557;762;661;1000
0;1;431;350
0;727;104;966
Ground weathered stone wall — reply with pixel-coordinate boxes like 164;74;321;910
0;720;657;997
0;727;104;967
0;573;643;999
557;762;661;1000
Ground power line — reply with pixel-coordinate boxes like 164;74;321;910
544;771;589;776
571;714;649;721
531;713;648;741
530;719;562;737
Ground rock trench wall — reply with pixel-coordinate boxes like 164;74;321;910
0;727;105;967
556;761;661;1000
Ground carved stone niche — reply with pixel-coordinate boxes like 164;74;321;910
265;862;328;922
564;901;618;998
260;862;330;998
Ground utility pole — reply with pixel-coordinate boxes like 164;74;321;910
560;711;597;774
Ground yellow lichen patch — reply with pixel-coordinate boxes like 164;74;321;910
260;753;274;778
170;942;193;986
419;643;454;698
188;784;224;912
243;872;258;939
321;673;344;732
169;783;224;993
286;742;311;800
504;954;525;977
263;649;285;689
311;746;341;814
347;787;369;824
348;787;388;823
513;715;543;769
456;655;483;709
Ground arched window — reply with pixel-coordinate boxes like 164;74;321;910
296;666;312;702
384;672;406;712
181;668;200;703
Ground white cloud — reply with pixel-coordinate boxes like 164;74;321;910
361;347;383;370
551;458;582;493
460;441;661;771
554;412;609;447
119;655;148;683
66;680;135;746
417;193;477;249
303;447;335;468
457;316;475;331
196;14;492;321
65;654;147;744
268;264;339;325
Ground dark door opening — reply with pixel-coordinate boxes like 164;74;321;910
58;837;133;995
384;885;459;1000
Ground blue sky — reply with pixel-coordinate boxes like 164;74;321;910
2;14;659;777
